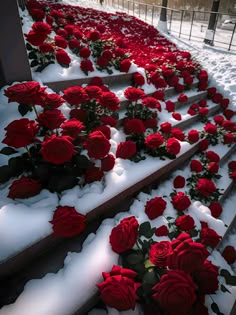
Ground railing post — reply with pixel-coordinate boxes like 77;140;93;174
228;21;236;51
151;5;154;25
145;4;147;21
189;10;195;40
169;9;173;31
179;9;184;38
0;0;32;88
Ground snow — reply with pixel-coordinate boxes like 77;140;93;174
0;1;236;315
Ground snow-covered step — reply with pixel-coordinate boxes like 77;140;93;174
44;72;135;92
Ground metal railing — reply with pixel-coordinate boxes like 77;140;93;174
104;0;236;52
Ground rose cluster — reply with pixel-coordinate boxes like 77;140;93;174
1;81;117;197
97;216;227;315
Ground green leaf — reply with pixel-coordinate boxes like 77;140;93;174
18;103;29;116
211;302;220;314
0;147;17;155
143;270;158;285
126;252;144;265
74;155;91;169
139;221;154;238
221;284;231;293
30;60;39;67
0;165;12;183
47;175;77;193
220;269;236;285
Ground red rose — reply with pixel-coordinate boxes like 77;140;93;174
166;137;181;155
196;178;217;197
205;151;220;162
190;160;203;173
101;154;115;172
149;241;172;267
79;47;91;58
199;107;209;116
171;128;185;141
93;125;111;140
224;133;235;144
168;75;179;87
68;39;80;50
204;123;217;134
97;23;106;33
192;260;219;294
214;115;224;125
221;98;230;108
4;81;45;104
100;115;117;127
124;118;146;134
40;134;76;164
209;201;223;218
142;97;161;110
39;42;54;53
212;93;223;104
116;141;136;159
110;216;139;253
37;109;66;130
88;30;100;41
32;21;52;35
80;60;94;72
177;94;188;103
99;92;120;112
3;118;38;148
55;49;71;65
165;100;175;112
184;75;194;85
124;87;145;102
133;72;145;86
84;166;104;183
172;112;182;121
97;56;109;68
84;85;102;99
145;197;167;220
197;69;208;82
43;93;65;109
171;232;192;249
8;176;42;199
168;239;209;273
188;129;199;143
228;160;236;171
85;131;110;159
70;108;87;122
172;192;191;211
145;133;165;149
50;206;86;237
63;86;88;105
200;227;221;248
175;215;195;231
25;30;47;46
55;35;67;49
152;270;196;315
222;120;235;131
61;118;85;139
207;162;219;173
160;122;172;134
97;265;139;311
102;49;113;60
207;87;217;98
29;8;45;21
173;175;185;188
143;118;157;129
225;111;234;123
175;83;185;93
222;245;236;264
198;99;207;107
152;89;165;101
155;225;168;236
120;59;131;72
199;139;209;151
